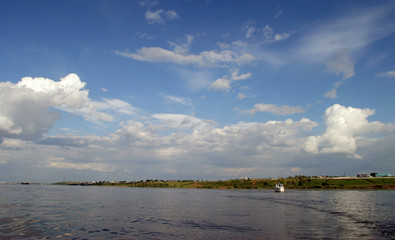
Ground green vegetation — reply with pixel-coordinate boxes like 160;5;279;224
53;176;395;190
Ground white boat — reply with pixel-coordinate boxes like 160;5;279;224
275;183;284;192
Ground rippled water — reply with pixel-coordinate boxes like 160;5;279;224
0;184;394;239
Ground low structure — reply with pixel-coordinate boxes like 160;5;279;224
370;173;392;177
357;174;368;178
375;173;393;177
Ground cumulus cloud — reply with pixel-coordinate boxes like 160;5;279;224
209;69;251;92
377;70;395;77
304;104;384;158
0;74;136;141
326;48;355;79
241;103;305;115
8;115;314;179
3;103;393;180
109;115;317;162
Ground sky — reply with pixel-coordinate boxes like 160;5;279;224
0;0;394;183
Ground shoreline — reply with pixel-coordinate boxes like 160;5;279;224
54;177;395;190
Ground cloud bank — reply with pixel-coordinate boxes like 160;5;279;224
304;104;385;158
0;74;135;141
1;80;393;180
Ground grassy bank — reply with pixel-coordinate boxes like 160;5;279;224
54;176;395;190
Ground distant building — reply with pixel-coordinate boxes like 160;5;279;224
375;173;392;177
370;172;392;177
357;174;368;178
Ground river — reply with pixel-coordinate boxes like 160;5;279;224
0;184;394;239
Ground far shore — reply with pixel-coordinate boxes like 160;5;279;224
53;176;395;190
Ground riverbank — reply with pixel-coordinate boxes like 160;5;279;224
54;176;395;190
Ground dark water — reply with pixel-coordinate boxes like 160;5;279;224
0;184;394;239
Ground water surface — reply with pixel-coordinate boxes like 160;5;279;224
0;184;393;239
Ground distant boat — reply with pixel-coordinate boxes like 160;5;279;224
21;182;30;185
275;183;284;192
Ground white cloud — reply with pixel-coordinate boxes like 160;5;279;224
299;5;395;60
222;167;259;176
139;0;159;7
145;9;179;24
165;10;179;20
324;88;337;99
274;9;282;19
274;33;290;41
237;93;247;100
135;32;156;40
178;68;212;91
243;20;256;39
377;70;395;77
304;104;385;158
145;9;164;24
0;74;136;141
5;115;314;179
246;27;255;39
94;98;137;115
326;48;355;79
152;114;213;131
47;161;114;172
263;25;274;40
262;25;291;43
168;35;194;55
324;81;343;99
163;95;193;106
116;47;254;67
110;115;317;160
209;69;251;92
3;104;393;180
241;103;305;115
114;120;155;143
217;40;248;50
290;167;301;173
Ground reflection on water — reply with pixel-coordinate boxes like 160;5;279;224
0;184;393;239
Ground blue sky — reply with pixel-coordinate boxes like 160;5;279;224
0;0;394;182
